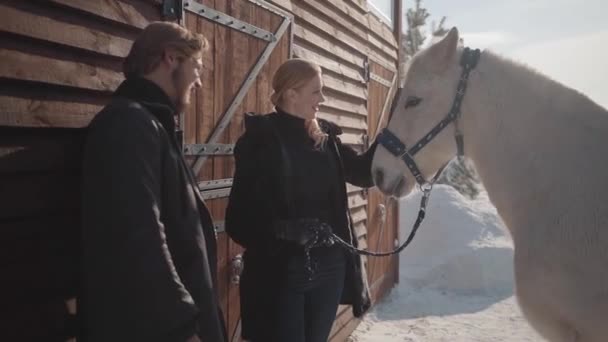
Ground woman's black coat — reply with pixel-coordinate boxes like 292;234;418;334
225;112;377;340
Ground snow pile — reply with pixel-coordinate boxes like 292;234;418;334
350;185;544;341
397;185;513;296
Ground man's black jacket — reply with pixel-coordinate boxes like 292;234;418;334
81;77;226;342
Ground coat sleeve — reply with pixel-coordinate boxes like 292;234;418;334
225;130;278;251
82;108;198;340
337;138;378;188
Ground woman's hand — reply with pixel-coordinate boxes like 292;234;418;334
186;335;201;342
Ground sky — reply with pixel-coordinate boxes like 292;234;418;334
406;0;608;109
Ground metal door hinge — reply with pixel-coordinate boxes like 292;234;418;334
363;57;370;83
163;0;183;20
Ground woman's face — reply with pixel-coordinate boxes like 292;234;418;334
288;73;325;120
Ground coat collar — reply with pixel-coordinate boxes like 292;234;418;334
113;77;177;134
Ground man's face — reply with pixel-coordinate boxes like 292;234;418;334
172;55;202;113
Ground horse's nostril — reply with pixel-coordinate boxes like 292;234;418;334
374;169;384;186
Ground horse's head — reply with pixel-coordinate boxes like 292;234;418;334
372;27;465;197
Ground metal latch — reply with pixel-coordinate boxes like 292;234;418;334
230;254;244;285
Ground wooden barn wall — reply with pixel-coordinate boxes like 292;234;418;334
0;1;164;340
0;0;398;340
267;0;400;340
181;1;292;339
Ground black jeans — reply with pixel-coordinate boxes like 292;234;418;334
272;245;347;342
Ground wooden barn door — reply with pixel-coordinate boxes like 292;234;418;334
365;57;399;302
179;1;292;340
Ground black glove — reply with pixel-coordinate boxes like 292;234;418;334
274;218;334;246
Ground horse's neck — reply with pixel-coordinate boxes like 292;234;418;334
461;51;608;233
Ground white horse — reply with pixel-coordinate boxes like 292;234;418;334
371;27;608;342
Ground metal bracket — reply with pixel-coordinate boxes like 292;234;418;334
192;16;292;174
184;1;275;42
370;73;393;88
200;187;231;200
183;143;234;156
162;0;183;21
198;178;233;191
198;178;232;199
214;221;225;233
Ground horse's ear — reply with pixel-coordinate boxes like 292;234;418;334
423;27;459;71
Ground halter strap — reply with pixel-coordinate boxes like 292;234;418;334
377;47;481;186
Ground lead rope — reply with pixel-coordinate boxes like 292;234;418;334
300;181;433;280
330;184;431;257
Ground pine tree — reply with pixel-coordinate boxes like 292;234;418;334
403;0;429;58
399;1;445;76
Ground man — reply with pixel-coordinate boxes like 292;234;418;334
81;22;227;342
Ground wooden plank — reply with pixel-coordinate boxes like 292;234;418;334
329;305;356;341
320;95;367;117
255;6;273;114
227;239;244;341
223;0;251;179
5;277;78;341
357;236;368;250
1;214;79;267
298;0;397;56
322;73;366;101
195;0;216;185
367;32;398;62
320;0;368;32
293;45;364;84
339;131;365;146
368;50;398;74
346;183;363;194
267;0;294;13
290;4;370;58
353;221;367;239
369;271;396;303
0;172;80;219
351;207;367;225
209;0;230;221
348;192;367;209
345;0;368;13
367;10;399;49
330;315;362;342
371;60;396;81
183;13;198;145
266;10;284;111
316;110;367;131
48;0;159;29
0;49;122;92
293;27;365;68
0;127;85;173
299;0;367;41
0;3;134;58
0;95;101;128
215;232;229;328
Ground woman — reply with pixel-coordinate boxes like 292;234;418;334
225;58;376;342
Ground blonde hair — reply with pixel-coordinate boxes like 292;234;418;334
123;21;209;78
271;58;328;148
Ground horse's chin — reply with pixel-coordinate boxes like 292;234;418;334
375;175;415;199
393;177;415;198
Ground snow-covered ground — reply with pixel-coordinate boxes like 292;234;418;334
350;185;545;342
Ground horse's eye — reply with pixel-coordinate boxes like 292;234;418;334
405;96;422;108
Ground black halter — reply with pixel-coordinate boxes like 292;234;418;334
378;47;481;187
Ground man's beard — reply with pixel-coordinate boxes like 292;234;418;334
171;65;193;114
